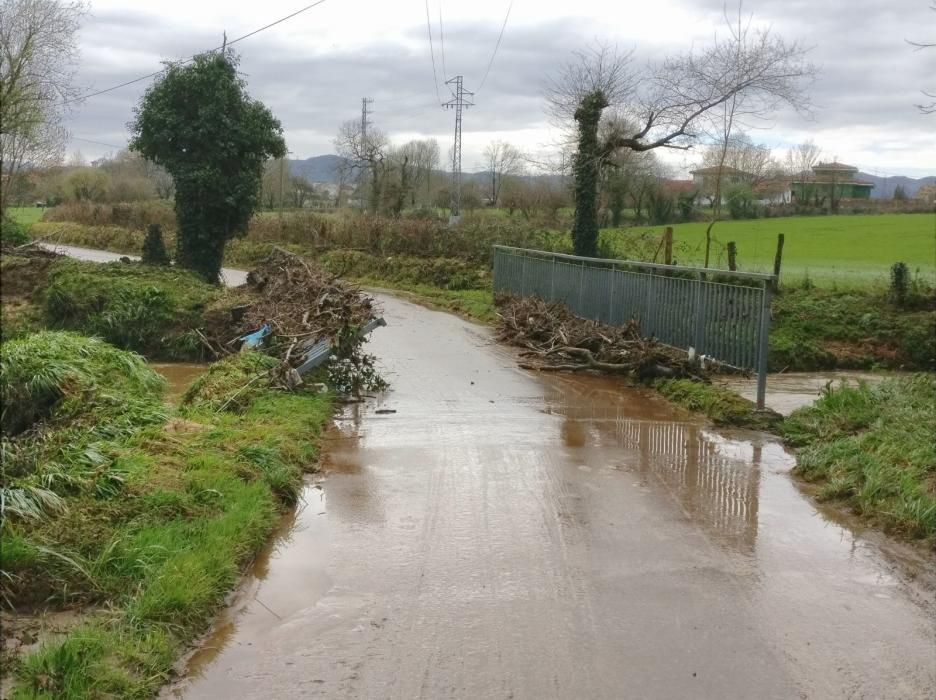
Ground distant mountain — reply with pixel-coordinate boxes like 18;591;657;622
288;155;346;183
857;172;936;199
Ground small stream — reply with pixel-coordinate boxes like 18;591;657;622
149;362;207;403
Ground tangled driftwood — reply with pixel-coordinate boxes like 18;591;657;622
495;293;704;380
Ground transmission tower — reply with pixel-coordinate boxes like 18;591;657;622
443;76;473;223
359;97;373;210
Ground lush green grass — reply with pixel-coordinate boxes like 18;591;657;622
6;207;45;228
783;375;936;543
41;258;221;359
653;378;783;430
599;213;936;287
2;351;333;698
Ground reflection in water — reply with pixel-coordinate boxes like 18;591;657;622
543;376;760;553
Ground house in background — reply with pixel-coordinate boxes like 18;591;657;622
791;161;874;203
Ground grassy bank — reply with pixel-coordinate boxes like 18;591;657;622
782;375;936;543
0;254;223;359
653;378;783;431
1;343;332;697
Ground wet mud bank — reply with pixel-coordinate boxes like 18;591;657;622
168;294;936;700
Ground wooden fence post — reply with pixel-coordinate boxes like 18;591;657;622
727;241;737;271
664;226;673;265
773;233;785;289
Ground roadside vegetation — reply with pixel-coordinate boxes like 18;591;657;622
782;375;936;544
653;378;782;431
1;342;332;697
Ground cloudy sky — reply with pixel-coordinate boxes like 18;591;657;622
67;0;936;177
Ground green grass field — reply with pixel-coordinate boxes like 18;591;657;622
6;207;46;228
601;213;936;287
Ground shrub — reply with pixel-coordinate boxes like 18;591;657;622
1;215;30;247
890;261;909;307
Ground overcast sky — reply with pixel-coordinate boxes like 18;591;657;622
66;0;936;178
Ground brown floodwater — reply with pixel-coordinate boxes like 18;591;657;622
717;370;905;416
164;293;936;700
149;362;207;403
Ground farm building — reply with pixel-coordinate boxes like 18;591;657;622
791;161;874;203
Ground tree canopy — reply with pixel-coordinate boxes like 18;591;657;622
130;51;285;282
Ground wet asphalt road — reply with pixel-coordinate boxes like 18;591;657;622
167;294;936;699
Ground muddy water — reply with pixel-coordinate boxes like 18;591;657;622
169;294;936;700
718;370;904;415
38;242;248;286
150;362;206;403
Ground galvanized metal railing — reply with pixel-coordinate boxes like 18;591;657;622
492;245;775;408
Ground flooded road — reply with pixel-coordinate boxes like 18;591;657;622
38;242;248;286
170;294;935;699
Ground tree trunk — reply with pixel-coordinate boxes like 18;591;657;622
571;91;608;257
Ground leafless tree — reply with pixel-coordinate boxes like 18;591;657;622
483;140;523;206
545;3;815;258
334;119;388;212
399;138;439;207
0;0;85;214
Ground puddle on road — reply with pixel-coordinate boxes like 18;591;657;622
150;362;206;404
166;483;331;697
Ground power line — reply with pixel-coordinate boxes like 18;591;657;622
62;0;330;106
476;0;513;94
438;1;447;82
70;136;126;149
424;0;443;104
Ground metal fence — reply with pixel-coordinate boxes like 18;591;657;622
492;245;775;408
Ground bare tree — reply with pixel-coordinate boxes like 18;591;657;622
785;140;821;204
334;119;388;213
0;0;85;215
483;140;523;206
546;5;815;258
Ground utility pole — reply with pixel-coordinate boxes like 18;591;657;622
443;76;473;224
359;97;373;211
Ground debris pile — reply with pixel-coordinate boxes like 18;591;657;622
495;294;705;380
203;247;385;395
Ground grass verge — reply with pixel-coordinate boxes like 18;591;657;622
653;378;783;431
2;350;332;698
782;375;936;543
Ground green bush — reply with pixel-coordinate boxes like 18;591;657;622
141;224;171;266
321;249;489;290
1;215;30;247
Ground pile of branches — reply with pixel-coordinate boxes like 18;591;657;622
495;294;705;381
203;248;379;373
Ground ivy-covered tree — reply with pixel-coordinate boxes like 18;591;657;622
130;51;285;282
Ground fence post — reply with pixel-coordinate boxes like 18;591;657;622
755;281;773;410
550;255;556;300
520;253;527;296
773;233;785;289
664;227;673;265
608;263;616;323
693;271;706;354
727;241;737;271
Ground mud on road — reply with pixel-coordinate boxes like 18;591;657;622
168;294;936;700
